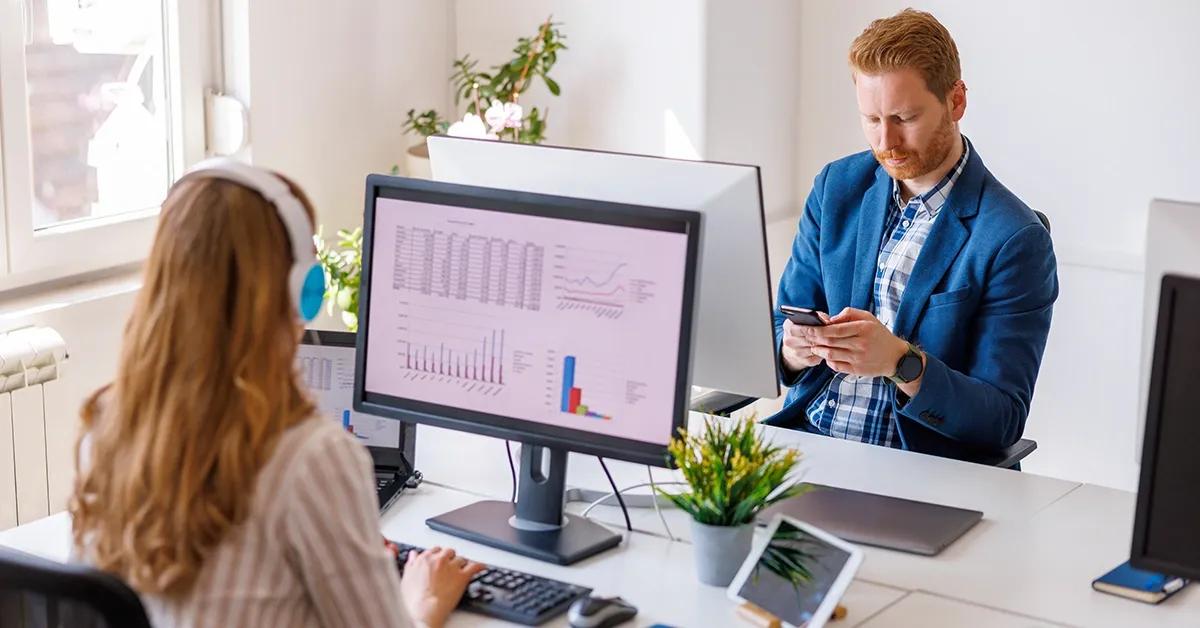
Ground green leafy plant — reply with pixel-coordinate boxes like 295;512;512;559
402;16;566;145
655;415;808;526
401;109;449;138
314;226;363;331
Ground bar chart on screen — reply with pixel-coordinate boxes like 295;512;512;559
558;355;613;420
335;409;402;447
395;301;512;395
340;410;368;440
547;352;650;425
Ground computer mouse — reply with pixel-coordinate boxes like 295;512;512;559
567;595;638;628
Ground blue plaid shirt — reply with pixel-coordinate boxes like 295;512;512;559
805;137;971;447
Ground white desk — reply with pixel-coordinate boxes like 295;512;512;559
4;423;1198;627
850;483;1200;628
860;592;1065;628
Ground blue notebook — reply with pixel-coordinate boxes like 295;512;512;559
1091;561;1188;604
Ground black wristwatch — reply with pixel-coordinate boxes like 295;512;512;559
889;342;925;384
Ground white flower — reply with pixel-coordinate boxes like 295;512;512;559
484;99;524;133
447;113;498;140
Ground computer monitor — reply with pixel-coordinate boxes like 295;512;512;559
298;331;409;451
1130;274;1200;580
353;174;701;564
428;135;780;400
298;330;416;468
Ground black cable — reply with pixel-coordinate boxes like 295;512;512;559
505;441;517;503
597;457;632;532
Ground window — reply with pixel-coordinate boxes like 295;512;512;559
0;0;210;284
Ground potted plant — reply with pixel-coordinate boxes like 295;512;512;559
314;226;362;331
399;110;448;178
398;16;566;177
656;416;808;587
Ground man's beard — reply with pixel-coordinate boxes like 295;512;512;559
875;112;957;180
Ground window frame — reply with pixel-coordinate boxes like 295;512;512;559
0;0;212;288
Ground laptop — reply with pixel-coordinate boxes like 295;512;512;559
758;483;982;556
298;330;420;512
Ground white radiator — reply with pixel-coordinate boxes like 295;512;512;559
0;326;68;530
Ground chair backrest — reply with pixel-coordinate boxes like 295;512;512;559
0;547;151;628
1034;210;1051;234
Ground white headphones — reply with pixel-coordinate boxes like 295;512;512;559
181;158;326;322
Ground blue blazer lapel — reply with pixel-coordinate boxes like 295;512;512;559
891;212;968;340
891;145;986;341
850;168;892;310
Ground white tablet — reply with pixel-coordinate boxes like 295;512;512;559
727;514;864;628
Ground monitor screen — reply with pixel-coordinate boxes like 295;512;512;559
297;342;402;450
1133;275;1200;579
355;178;699;465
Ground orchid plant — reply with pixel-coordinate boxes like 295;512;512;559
402;16;565;146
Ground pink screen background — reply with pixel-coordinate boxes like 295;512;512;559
363;197;690;445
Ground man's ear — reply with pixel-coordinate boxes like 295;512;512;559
948;80;967;122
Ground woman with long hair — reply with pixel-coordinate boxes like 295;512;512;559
69;159;481;627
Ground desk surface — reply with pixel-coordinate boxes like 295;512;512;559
417;413;1081;523
4;419;1198;627
860;592;1063;628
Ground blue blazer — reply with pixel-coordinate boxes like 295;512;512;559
765;144;1059;459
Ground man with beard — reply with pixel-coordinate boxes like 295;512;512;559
766;9;1058;464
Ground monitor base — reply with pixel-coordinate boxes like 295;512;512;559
426;500;621;565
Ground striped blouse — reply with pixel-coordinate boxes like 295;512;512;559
78;417;416;628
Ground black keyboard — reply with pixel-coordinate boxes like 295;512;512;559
390;542;591;625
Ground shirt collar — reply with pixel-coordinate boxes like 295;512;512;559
891;135;970;218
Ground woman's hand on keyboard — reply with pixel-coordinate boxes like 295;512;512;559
400;546;486;628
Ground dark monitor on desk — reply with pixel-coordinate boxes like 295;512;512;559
353;174;700;564
1131;274;1200;580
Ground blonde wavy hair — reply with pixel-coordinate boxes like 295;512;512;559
69;172;318;596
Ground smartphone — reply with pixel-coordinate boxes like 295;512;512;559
781;305;826;326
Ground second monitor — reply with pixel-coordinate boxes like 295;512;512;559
428;135;780;400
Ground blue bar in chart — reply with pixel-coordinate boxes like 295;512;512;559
561;356;576;412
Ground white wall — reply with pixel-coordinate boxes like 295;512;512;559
452;1;801;224
794;0;1200;489
451;0;803;289
705;1;802;222
453;1;707;157
227;0;456;234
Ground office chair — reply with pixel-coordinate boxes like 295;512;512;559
0;547;151;628
691;210;1052;470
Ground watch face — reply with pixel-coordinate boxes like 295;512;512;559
898;354;923;382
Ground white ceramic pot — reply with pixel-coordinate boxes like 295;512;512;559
404;142;432;179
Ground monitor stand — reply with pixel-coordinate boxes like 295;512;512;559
426;445;622;565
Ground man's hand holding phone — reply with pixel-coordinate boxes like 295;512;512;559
780;306;830;374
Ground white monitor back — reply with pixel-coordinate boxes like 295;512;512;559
428;136;780;399
1139;198;1200;461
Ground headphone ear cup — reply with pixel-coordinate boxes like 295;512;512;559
291;264;326;322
